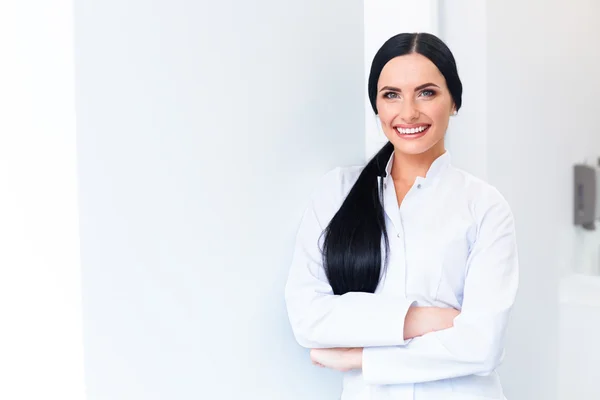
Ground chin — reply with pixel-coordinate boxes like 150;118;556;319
389;140;435;156
385;132;444;156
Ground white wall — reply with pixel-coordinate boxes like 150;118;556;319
439;1;488;180
73;0;600;398
488;1;600;398
559;275;600;399
0;1;86;399
75;0;364;399
442;1;600;399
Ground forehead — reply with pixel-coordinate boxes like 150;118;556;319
378;53;445;89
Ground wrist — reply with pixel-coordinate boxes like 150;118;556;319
353;348;363;369
404;306;424;339
404;306;439;339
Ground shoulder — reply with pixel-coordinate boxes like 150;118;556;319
306;164;364;224
445;166;514;223
311;165;363;199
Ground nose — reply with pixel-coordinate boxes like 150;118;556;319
399;99;420;122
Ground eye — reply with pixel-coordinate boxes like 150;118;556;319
383;91;400;99
419;89;436;98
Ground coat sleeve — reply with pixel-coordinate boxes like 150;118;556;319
362;195;519;384
284;168;415;349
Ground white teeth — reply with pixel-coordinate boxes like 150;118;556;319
396;126;428;135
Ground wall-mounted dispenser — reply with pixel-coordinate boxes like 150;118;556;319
574;162;600;230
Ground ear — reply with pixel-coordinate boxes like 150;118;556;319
450;104;457;116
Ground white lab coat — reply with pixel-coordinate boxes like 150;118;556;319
284;151;518;399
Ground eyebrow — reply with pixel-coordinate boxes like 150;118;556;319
379;82;440;92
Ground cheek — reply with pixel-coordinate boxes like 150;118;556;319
425;103;452;128
376;101;395;126
431;110;449;125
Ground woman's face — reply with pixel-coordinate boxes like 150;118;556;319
375;53;455;157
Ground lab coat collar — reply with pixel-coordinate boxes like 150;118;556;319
383;150;451;185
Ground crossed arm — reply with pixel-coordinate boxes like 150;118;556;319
308;305;459;373
285;196;519;385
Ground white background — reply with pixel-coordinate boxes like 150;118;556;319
3;0;600;399
75;0;364;398
0;1;86;399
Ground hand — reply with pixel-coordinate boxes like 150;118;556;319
310;348;363;372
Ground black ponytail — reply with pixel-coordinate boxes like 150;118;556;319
322;32;463;295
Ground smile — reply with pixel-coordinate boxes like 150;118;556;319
395;125;431;135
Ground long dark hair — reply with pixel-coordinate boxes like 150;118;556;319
322;32;463;295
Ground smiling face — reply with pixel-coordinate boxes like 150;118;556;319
375;53;455;157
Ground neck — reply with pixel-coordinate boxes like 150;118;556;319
390;145;446;184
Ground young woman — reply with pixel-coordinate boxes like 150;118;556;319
285;32;518;399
